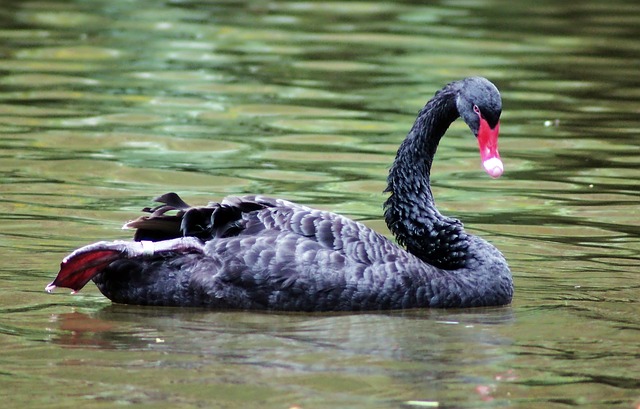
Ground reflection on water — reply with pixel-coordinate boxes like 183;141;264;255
42;306;518;406
1;0;639;408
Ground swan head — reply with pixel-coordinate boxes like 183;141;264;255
455;77;503;178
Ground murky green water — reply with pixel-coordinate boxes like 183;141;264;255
1;0;639;407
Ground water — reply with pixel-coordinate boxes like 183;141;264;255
1;0;639;407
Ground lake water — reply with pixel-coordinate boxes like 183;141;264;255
1;0;639;408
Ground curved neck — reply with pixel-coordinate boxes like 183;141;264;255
384;87;469;269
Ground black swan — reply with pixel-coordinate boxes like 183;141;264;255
46;77;513;311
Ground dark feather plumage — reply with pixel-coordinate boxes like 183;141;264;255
47;77;513;311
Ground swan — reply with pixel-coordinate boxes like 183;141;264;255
46;77;513;311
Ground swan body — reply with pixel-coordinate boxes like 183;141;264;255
47;77;513;311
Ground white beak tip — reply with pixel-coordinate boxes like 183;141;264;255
483;157;504;178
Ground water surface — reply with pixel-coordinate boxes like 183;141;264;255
1;0;639;408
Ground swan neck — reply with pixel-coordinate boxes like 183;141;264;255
384;88;468;269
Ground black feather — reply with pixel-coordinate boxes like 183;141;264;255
50;77;513;311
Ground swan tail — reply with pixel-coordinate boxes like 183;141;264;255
46;242;126;293
46;238;206;294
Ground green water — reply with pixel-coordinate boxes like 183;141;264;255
1;0;639;408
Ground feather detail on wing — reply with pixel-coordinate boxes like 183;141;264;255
123;193;392;264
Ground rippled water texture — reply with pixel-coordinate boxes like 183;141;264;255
1;0;639;408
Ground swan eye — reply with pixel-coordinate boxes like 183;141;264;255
473;105;481;115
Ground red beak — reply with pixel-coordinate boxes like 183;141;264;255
477;118;503;178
